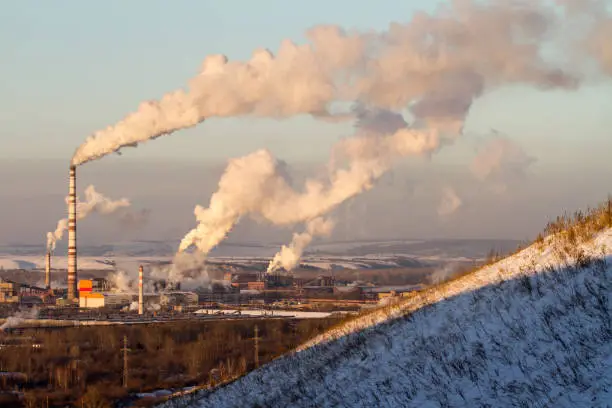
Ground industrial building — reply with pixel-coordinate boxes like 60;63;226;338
79;278;126;309
79;292;105;308
0;280;19;303
160;292;198;307
0;278;55;305
227;273;259;290
247;281;265;291
39;165;399;315
77;274;198;310
266;273;294;288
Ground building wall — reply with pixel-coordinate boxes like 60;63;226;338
79;295;105;308
160;292;198;306
104;293;133;307
248;281;265;291
0;281;20;303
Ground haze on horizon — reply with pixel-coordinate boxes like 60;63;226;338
1;0;612;249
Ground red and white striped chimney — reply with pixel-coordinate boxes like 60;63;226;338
45;251;51;289
67;165;78;301
138;265;144;315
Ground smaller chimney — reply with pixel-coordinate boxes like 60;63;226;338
138;265;144;315
45;251;51;289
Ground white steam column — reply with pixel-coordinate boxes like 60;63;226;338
138;265;144;315
67;165;78;301
45;251;51;289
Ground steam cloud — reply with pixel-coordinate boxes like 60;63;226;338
0;307;39;331
267;217;335;273
107;269;134;293
176;0;610;260
177;116;440;256
108;256;226;294
66;1;611;272
67;0;612;166
470;135;536;193
438;187;463;216
429;262;462;285
149;252;228;292
46;185;137;251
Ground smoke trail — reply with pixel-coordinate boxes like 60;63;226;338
429;262;463;285
267;217;335;273
149;252;229;292
0;307;39;331
438;187;463;216
70;0;599;166
555;0;612;76
46;185;132;251
178;119;440;255
107;269;134;292
173;0;612;260
470;135;536;194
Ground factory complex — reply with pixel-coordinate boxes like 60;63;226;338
0;165;422;320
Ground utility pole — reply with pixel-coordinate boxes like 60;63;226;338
253;325;260;369
122;335;130;388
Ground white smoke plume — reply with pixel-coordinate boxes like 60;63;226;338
130;301;161;312
108;262;158;294
69;0;602;166
108;258;144;292
46;185;138;251
470;135;536;190
107;269;134;293
148;303;162;312
555;0;612;76
110;256;217;294
149;252;229;292
437;187;463;216
178;118;440;255
267;217;335;273
0;307;39;331
429;262;463;285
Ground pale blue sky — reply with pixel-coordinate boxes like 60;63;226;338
1;0;438;162
1;1;612;245
2;0;610;165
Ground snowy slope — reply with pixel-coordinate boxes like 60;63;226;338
167;229;612;408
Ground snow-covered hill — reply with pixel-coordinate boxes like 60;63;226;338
166;229;612;407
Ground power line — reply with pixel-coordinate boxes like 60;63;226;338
122;335;131;389
253;325;260;369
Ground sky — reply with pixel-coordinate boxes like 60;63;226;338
1;0;612;248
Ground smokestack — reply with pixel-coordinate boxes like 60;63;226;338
45;251;51;289
138;265;144;315
67;165;78;302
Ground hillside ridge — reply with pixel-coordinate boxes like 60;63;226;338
164;224;612;407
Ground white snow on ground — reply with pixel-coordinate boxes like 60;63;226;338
0;255;180;271
0;256;117;271
309;240;425;253
166;229;612;408
300;261;371;270
0;255;415;272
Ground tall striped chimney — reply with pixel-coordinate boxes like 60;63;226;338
67;165;78;301
138;265;144;315
45;251;51;289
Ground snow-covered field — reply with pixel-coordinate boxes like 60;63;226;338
0;238;518;272
0;254;426;272
163;229;612;407
0;255;173;271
